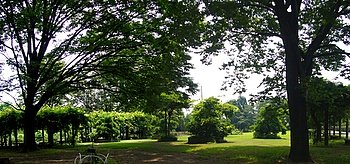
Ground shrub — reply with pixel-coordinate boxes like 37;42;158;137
187;136;213;144
158;135;178;142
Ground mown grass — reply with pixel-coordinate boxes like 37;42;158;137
1;132;350;163
174;132;290;163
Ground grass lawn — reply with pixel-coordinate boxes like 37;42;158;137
1;132;350;163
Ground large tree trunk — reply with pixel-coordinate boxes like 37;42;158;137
23;109;38;151
275;8;311;162
287;82;310;162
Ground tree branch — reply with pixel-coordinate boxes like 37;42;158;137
304;1;342;74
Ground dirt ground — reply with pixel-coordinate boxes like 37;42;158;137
5;149;230;164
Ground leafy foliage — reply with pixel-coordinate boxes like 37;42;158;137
37;106;86;145
0;107;22;126
0;107;23;135
88;111;159;141
0;0;202;150
306;77;350;144
307;77;350;120
199;1;349;161
200;1;350;97
0;105;23;146
253;101;288;139
188;97;238;143
88;111;119;141
226;96;256;132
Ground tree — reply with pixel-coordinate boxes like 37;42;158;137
158;92;190;138
201;1;349;161
307;78;332;145
227;96;256;132
73;1;201;113
68;89;119;112
176;113;190;132
253;101;287;139
0;0;100;151
188;97;238;143
307;77;350;145
0;0;202;151
0;103;11;111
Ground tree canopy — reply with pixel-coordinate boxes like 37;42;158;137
0;1;349;161
0;0;202;151
306;77;350;145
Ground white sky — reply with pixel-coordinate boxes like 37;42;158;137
189;52;263;103
189;52;350;104
1;51;349;105
1;42;349;106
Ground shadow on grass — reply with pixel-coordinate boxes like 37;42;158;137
310;142;350;164
91;140;290;163
2;139;350;164
71;141;288;163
